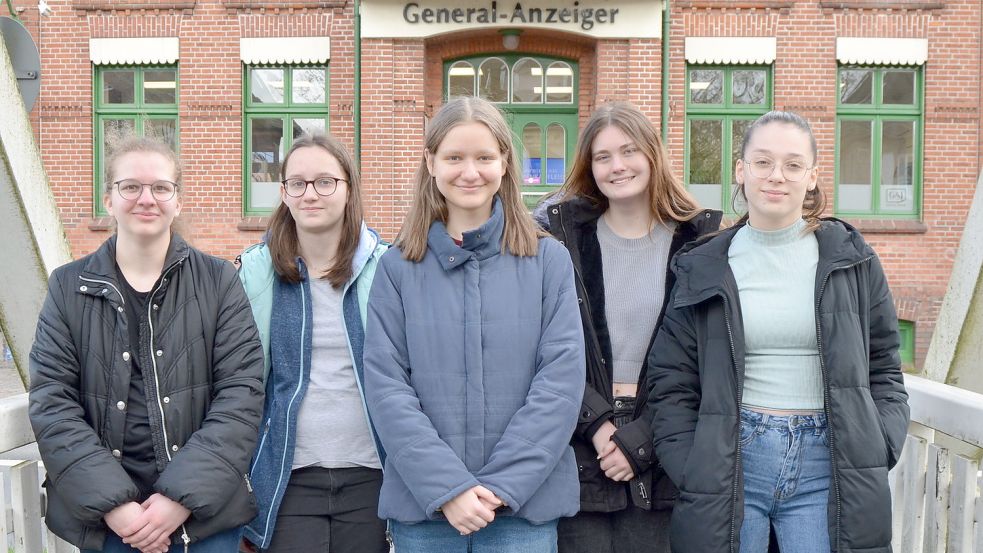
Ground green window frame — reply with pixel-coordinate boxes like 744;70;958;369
684;65;772;215
898;319;915;370
243;65;330;215
835;66;923;219
444;55;579;208
93;66;179;216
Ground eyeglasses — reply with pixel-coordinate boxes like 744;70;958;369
112;179;180;201
742;158;814;182
281;177;347;198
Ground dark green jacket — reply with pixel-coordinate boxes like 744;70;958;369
647;219;909;553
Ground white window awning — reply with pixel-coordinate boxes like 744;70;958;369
240;37;331;64
685;37;777;65
836;37;928;66
90;38;179;65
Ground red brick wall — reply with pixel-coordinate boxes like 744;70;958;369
8;0;982;367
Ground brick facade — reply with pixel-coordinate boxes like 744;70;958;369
4;0;981;367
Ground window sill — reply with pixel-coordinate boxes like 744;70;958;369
843;218;927;234
676;1;796;8
221;0;346;9
817;1;944;10
88;217;115;232
238;217;269;232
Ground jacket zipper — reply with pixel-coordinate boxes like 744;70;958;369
722;295;742;553
814;255;873;552
143;258;192;549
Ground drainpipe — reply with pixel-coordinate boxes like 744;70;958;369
660;0;670;142
354;0;362;166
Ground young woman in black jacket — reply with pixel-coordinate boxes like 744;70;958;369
29;137;265;553
646;111;909;553
542;102;720;553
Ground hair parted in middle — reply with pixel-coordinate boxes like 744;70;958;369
395;96;545;262
556;101;702;224
266;132;364;288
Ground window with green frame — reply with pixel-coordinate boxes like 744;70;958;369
94;66;179;215
445;55;578;208
244;65;329;215
836;66;922;218
898;319;915;370
685;65;771;214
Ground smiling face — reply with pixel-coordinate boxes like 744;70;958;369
104;150;181;241
590;125;652;207
736;122;818;230
280;146;350;236
426;121;505;224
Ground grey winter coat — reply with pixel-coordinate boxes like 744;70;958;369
646;219;909;553
363;199;586;523
29;235;265;549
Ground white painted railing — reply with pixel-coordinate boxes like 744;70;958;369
891;374;983;553
2;375;982;552
0;393;77;553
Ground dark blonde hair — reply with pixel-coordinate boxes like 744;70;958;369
733;110;826;229
105;136;183;192
395;97;544;262
267;133;364;287
556;102;702;224
103;136;187;236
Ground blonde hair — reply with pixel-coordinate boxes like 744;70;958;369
395;97;544;261
556;102;702;224
266;133;364;287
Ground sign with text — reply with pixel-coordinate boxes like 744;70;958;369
361;0;662;39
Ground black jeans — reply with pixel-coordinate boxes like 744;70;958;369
558;396;671;553
263;466;388;553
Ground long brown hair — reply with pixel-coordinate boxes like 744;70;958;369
266;133;364;287
556;102;701;224
395;97;544;262
733;110;827;230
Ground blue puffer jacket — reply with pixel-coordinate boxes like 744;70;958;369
237;224;388;549
363;199;586;524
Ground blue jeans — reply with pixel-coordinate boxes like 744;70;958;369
390;517;558;553
82;526;242;553
739;408;831;553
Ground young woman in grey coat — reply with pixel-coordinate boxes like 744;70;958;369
647;111;909;553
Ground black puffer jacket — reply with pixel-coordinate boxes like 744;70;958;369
647;219;909;553
29;235;265;550
546;197;721;512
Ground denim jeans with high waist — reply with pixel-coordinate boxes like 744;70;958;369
390;516;558;553
739;408;831;553
82;525;241;553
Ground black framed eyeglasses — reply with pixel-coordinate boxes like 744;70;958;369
742;158;814;182
112;179;180;201
281;177;347;198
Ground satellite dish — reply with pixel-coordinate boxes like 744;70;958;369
0;16;41;112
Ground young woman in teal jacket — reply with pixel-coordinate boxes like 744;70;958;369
237;134;389;553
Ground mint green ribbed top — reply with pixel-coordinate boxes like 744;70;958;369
728;218;824;411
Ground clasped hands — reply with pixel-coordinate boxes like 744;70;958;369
592;420;635;482
104;493;191;553
441;485;505;536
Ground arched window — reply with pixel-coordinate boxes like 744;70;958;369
478;58;509;103
512;58;543;104
448;61;476;99
545;62;574;103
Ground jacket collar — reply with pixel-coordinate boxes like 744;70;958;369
350;223;381;280
428;196;505;271
671;218;874;308
551;196;722;247
82;233;189;278
78;233;189;304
